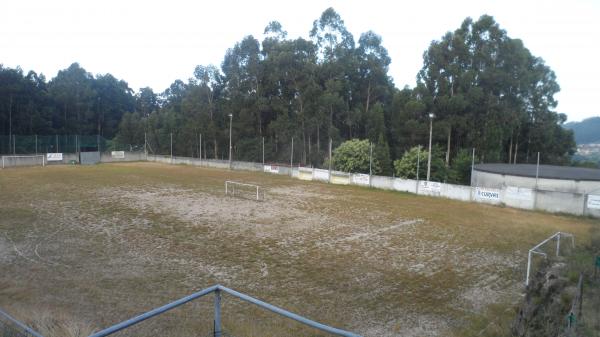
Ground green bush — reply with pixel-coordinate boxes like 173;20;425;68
332;139;380;174
394;145;447;181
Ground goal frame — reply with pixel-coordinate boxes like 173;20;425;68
525;231;574;286
225;181;264;201
1;155;46;169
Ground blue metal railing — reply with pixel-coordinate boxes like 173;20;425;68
0;309;45;337
88;284;361;337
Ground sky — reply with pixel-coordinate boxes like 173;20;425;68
1;0;599;122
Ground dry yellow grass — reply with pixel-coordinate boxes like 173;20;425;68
0;162;597;337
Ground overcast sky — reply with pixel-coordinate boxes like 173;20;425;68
1;0;598;122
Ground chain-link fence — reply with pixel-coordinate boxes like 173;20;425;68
0;135;142;155
144;131;334;169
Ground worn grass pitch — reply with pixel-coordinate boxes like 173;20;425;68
0;162;596;337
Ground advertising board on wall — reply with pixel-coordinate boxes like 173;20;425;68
313;169;330;181
475;187;501;201
46;153;63;161
505;186;533;201
298;168;313;181
419;181;441;193
587;195;600;210
111;151;125;159
352;174;370;186
263;165;279;174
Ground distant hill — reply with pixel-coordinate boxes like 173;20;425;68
564;117;600;144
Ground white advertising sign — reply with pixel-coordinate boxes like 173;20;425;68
111;151;125;159
313;169;330;181
587;195;600;210
505;186;533;201
46;153;63;161
263;165;279;174
352;173;370;186
419;181;441;193
476;187;501;201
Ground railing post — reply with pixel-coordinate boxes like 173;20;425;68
214;288;222;337
526;250;532;286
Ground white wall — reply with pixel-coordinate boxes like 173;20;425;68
473;170;600;194
115;154;600;218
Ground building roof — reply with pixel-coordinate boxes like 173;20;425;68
474;163;600;181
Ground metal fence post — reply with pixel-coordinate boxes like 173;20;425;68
35;134;38;155
290;137;294;176
416;145;420;194
328;138;332;183
369;142;373;188
526;250;532;286
214;288;222;337
170;133;173;162
262;136;265;166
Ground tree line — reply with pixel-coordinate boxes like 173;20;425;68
0;8;575;172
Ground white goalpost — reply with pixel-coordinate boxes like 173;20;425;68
1;155;46;169
225;181;264;201
525;231;575;286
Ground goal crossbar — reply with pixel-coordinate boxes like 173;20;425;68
1;155;46;169
225;181;264;201
525;231;574;286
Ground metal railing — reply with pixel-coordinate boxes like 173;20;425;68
88;284;361;337
0;309;44;337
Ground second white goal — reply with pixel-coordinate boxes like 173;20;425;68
225;181;265;201
1;155;46;169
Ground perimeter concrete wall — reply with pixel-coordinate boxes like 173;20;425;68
144;155;598;218
473;170;600;194
11;152;596;218
535;191;585;215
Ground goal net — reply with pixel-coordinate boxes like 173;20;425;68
1;155;45;169
225;181;265;201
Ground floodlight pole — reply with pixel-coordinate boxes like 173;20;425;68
262;136;265;166
199;133;202;163
427;113;434;181
290;137;294;176
228;113;233;169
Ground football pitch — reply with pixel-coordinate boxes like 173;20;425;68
0;162;595;337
